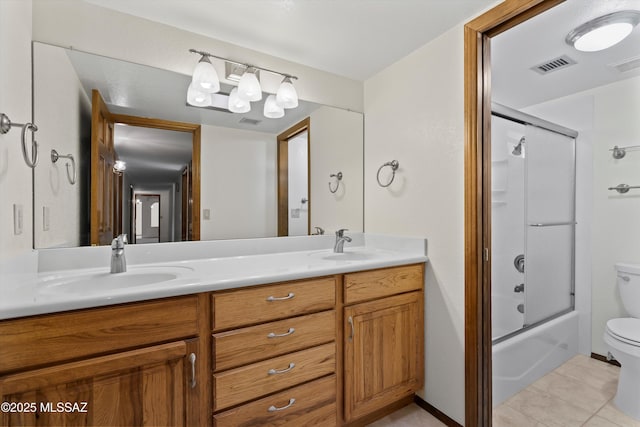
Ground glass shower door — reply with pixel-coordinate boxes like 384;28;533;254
524;125;575;326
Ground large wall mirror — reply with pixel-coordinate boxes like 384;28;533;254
32;42;363;248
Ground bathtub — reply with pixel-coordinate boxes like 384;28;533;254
492;310;579;406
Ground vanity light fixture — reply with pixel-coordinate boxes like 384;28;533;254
228;88;251;113
264;95;284;118
188;49;299;118
566;11;640;52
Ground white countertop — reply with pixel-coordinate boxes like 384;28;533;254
0;233;427;320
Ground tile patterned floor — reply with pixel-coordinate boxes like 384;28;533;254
369;355;639;426
494;354;640;427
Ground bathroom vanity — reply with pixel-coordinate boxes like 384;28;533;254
0;234;426;426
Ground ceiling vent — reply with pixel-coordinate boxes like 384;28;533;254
610;55;640;73
239;117;262;125
530;55;577;75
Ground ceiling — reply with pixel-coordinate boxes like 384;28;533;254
83;0;496;81
492;0;640;108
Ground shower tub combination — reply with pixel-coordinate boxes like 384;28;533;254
490;103;579;406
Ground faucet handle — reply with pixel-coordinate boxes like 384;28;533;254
314;227;325;235
336;228;349;237
111;234;128;249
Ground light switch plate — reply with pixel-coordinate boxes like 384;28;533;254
291;208;300;219
13;204;23;235
203;209;211;220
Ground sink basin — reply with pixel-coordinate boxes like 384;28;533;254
39;266;194;294
312;250;377;262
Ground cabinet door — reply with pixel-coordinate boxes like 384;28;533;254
343;291;424;422
0;340;199;427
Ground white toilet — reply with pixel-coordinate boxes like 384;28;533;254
604;263;640;421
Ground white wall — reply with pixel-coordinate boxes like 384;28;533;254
31;0;363;113
200;125;277;240
0;0;33;261
524;76;640;357
310;106;364;235
33;42;91;248
364;25;466;424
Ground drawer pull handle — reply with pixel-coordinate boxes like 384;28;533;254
348;316;354;342
267;292;295;302
268;398;296;412
268;362;295;375
188;353;197;389
268;328;295;338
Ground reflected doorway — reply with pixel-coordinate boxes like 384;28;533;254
134;194;160;244
277;118;310;236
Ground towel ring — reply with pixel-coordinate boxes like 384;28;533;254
329;172;343;193
376;160;399;187
1;113;39;168
51;149;77;185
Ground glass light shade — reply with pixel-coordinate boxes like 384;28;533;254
192;56;220;93
263;95;284;119
187;82;212;107
573;23;633;51
237;70;262;102
113;160;127;172
276;77;298;109
228;87;251;113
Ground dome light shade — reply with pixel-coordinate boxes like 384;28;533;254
187;82;212;107
228;87;251;113
264;95;284;119
237;69;262;102
566;11;640;52
192;56;220;93
276;77;298;109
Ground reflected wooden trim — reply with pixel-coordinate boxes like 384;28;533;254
277;117;311;237
463;1;564;426
111;114;201;242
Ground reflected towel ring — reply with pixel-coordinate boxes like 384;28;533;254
376;160;399;187
51;149;77;185
1;113;39;168
329;172;343;193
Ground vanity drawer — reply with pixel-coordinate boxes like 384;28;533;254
344;264;424;304
213;342;335;411
212;277;336;331
213;310;335;371
213;374;336;427
0;296;199;373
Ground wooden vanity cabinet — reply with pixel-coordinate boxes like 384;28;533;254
0;295;207;427
342;264;425;424
211;276;339;427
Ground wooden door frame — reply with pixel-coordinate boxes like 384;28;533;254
110;113;202;241
463;1;565;425
277;117;311;237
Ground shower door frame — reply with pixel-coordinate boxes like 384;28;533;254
463;1;566;426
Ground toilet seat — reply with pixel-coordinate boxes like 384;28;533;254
606;318;640;347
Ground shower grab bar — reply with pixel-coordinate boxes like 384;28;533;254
528;221;576;227
608;184;640;194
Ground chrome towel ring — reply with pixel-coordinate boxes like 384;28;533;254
51;149;77;185
376;160;399;187
0;113;39;168
329;172;343;193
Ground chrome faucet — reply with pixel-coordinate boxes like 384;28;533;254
333;229;352;253
110;234;128;274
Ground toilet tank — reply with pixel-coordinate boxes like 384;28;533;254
616;263;640;318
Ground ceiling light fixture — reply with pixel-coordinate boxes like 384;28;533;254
189;49;299;118
566;11;640;52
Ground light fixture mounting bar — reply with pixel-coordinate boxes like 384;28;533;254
189;49;298;80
